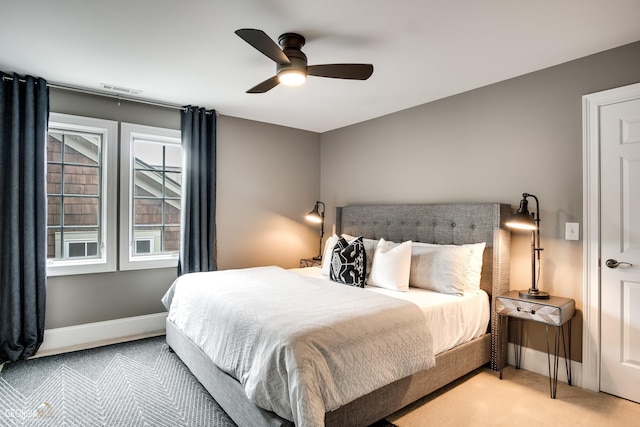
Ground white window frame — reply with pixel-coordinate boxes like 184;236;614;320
120;123;181;270
46;113;118;276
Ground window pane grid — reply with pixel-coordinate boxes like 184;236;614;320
132;139;181;257
47;129;103;261
133;225;165;229
48;161;100;168
133;196;180;202
50;193;100;199
47;225;99;230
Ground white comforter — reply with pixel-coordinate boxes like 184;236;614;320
162;266;435;427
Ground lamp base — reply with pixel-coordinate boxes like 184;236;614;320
519;289;550;299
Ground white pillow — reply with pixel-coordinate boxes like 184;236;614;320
321;234;339;276
461;242;486;290
408;244;472;295
367;238;412;292
411;242;486;291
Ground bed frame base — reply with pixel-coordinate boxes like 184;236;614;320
167;319;490;427
166;319;290;427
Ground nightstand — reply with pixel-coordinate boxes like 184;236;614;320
496;291;575;398
300;258;322;268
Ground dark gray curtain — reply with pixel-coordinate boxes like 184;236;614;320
0;73;49;363
178;106;217;275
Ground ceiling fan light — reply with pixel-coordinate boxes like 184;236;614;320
278;69;307;86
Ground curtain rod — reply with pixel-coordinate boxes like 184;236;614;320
1;74;216;114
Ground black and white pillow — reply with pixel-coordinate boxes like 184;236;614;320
329;236;367;287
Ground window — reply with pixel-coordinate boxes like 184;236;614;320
67;240;98;258
120;123;182;270
46;115;180;275
134;238;154;255
46;113;118;276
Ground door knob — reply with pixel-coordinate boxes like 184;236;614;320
605;259;633;269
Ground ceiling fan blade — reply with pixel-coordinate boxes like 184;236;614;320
246;76;280;94
235;29;291;65
307;64;374;80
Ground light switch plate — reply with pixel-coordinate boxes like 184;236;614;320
565;222;579;240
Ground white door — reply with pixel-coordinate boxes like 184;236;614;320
600;96;640;403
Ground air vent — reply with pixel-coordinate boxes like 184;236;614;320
100;83;142;95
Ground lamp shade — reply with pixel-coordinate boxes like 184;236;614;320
305;206;322;223
505;198;536;231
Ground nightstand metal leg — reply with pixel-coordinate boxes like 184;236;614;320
545;324;567;399
511;318;524;369
499;314;507;379
545;324;554;398
561;319;572;386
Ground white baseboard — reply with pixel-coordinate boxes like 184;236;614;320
507;344;583;388
38;312;167;357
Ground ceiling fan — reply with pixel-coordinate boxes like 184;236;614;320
235;28;374;93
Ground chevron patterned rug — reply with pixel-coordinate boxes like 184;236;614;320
0;336;235;427
0;336;397;427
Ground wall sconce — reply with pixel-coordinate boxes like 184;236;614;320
305;201;325;260
506;193;549;299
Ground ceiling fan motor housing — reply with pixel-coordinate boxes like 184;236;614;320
277;33;308;76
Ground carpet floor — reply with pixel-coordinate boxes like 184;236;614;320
0;336;397;427
0;336;235;427
387;365;640;427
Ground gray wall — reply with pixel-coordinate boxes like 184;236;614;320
46;89;320;329
320;41;640;360
217;116;321;270
46;41;640;359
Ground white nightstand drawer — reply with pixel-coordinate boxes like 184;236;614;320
496;292;575;326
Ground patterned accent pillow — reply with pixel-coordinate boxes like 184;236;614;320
330;236;367;287
341;233;378;280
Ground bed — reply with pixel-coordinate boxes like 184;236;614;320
164;203;511;426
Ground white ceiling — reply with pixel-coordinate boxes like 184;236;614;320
2;1;639;133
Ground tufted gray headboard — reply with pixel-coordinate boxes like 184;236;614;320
335;203;512;370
